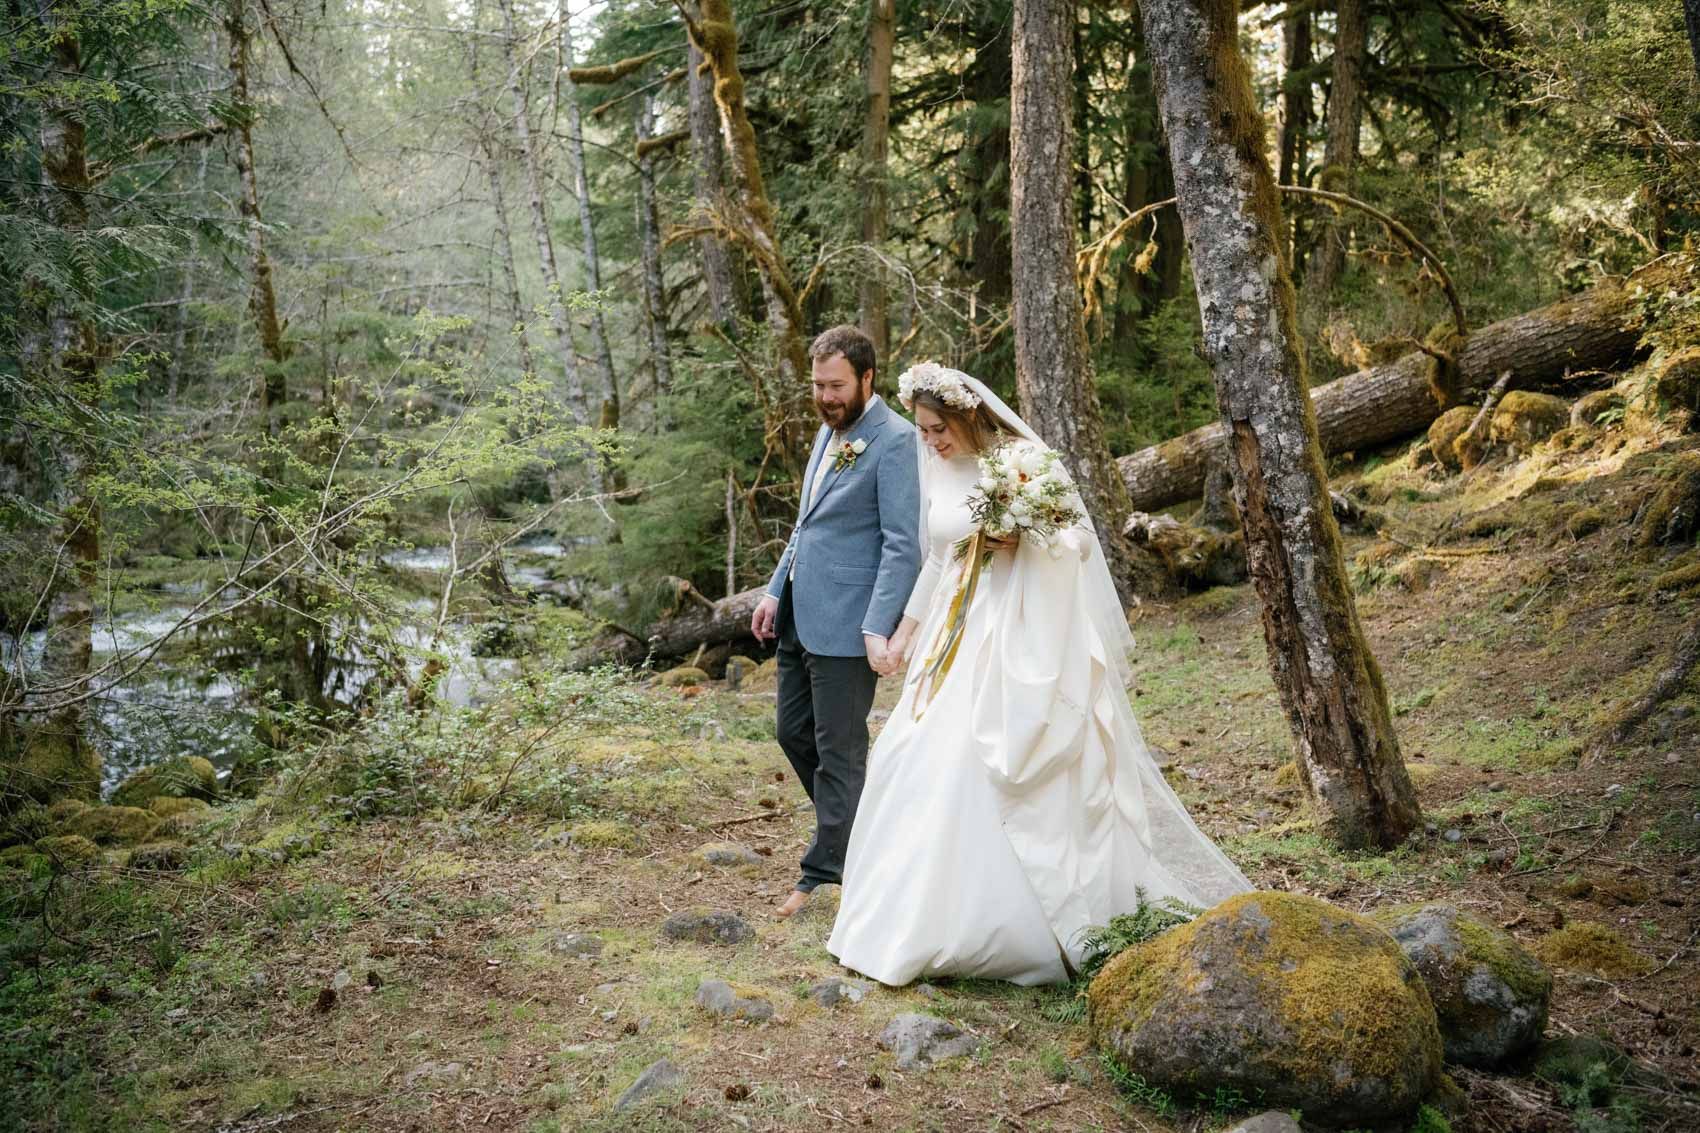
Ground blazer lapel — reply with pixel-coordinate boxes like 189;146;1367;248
802;397;890;522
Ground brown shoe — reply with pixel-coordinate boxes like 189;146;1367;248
775;889;810;919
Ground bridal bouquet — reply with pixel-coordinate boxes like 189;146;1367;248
954;443;1086;560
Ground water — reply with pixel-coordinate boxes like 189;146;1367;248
7;538;573;795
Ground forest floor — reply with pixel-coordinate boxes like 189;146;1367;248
4;422;1699;1133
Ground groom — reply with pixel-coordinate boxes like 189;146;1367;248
751;325;922;919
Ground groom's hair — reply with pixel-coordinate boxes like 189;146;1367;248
810;325;877;386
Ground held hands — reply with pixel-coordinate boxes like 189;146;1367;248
751;594;780;643
864;633;899;677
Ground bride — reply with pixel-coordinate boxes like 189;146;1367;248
826;363;1251;987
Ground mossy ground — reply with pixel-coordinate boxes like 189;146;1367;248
3;416;1698;1132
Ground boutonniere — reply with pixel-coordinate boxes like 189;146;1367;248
832;437;869;472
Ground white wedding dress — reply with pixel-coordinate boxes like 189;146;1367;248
826;408;1251;987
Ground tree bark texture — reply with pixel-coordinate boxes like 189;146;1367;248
1115;268;1665;512
482;139;536;378
572;587;765;669
496;0;592;435
558;10;619;421
686;36;738;328
964;18;1014;315
1685;0;1700;90
226;0;288;428
859;0;894;357
1308;0;1366;300
1137;0;1420;850
635;92;674;404
1011;0;1139;597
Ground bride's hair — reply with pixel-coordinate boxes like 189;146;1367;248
908;389;1005;454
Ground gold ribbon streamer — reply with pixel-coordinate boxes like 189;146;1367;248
911;527;988;721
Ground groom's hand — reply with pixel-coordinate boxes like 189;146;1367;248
863;633;895;676
751;595;779;642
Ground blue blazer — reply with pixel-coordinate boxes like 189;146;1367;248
766;396;923;657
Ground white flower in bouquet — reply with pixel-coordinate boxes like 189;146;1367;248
953;442;1086;561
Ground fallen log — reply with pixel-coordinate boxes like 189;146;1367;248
1117;263;1682;512
571;586;765;670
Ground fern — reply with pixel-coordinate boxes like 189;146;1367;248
1076;888;1200;979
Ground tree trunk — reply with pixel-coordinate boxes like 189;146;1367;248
677;0;809;472
686;35;738;328
1308;0;1367;300
1137;0;1420;850
964;15;1014;324
482;139;536;378
1112;11;1183;348
1115;268;1664;512
30;0;100;780
571;587;766;669
1011;0;1140;598
858;0;894;357
1278;8;1312;269
1685;0;1700;90
226;0;288;430
635;91;674;407
468;12;535;378
558;10;619;423
496;0;593;437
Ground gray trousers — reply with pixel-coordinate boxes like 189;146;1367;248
775;587;879;892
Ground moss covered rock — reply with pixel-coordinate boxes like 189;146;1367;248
1088;891;1442;1125
1489;392;1570;453
61;805;161;846
33;833;102;867
1638;453;1700;549
1427;407;1477;472
147;795;212;819
6;722;100;807
1371;902;1550;1068
742;657;780;692
126;841;190;871
722;656;760;689
109;755;218;809
1653;346;1700;426
0;843;40;871
1571;389;1626;429
656;666;709;688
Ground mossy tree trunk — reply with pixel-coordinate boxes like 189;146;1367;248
1277;7;1312;269
1136;0;1421;850
28;0;102;787
1307;0;1366;301
858;0;894;357
1684;0;1700;89
685;34;739;329
674;0;807;474
226;0;288;429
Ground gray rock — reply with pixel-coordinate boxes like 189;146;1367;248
402;1060;466;1088
660;909;752;946
1372;902;1551;1069
553;932;604;958
723;656;759;689
694;841;762;867
613;1057;685;1111
694;979;775;1023
1089;891;1441;1126
810;977;871;1008
876;1013;982;1070
1226;1114;1304;1133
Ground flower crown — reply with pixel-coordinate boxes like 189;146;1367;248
897;362;981;413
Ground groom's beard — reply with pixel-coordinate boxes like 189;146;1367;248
815;385;869;431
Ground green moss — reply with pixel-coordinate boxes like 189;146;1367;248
1564;506;1609;539
148;795;212;819
110;756;219;808
1652;560;1700;592
1534;921;1654;978
1427;407;1477;472
33;833;102;866
568;819;638;849
655;666;709;688
61;805;161;846
1177;586;1241;618
7;721;100;805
